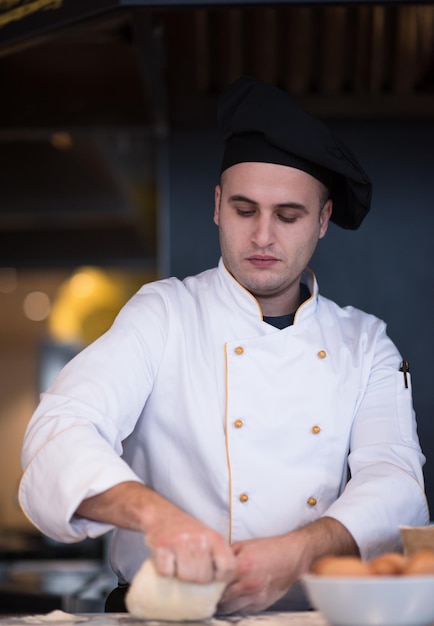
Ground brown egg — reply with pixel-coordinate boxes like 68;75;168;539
369;552;407;576
403;550;434;575
311;555;372;577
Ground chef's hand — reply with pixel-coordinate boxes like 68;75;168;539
143;491;236;584
76;481;235;585
217;535;298;614
218;517;359;614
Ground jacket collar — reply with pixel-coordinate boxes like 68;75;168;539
216;257;318;325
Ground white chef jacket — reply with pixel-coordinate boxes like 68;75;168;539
19;259;429;586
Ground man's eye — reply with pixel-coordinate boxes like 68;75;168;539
279;215;298;223
236;208;255;217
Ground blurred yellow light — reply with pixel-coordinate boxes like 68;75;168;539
69;272;97;298
48;267;145;345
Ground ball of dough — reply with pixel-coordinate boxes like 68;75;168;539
311;555;372;577
369;553;407;576
125;559;226;621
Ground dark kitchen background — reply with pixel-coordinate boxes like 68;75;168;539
0;0;433;613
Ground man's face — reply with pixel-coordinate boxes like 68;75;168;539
214;161;332;316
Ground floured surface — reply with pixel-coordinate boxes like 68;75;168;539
0;613;89;624
125;559;226;621
0;612;328;626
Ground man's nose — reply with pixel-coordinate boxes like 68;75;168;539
252;215;274;247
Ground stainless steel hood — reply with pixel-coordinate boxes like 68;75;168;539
0;5;161;267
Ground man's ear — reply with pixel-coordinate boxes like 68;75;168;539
319;199;333;239
214;185;222;226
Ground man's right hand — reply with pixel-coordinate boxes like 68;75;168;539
76;481;236;585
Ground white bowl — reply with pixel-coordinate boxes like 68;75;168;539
302;573;434;626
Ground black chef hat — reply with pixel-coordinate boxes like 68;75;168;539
218;76;372;230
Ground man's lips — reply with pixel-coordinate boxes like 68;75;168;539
247;255;279;267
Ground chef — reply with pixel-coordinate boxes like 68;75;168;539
19;77;429;614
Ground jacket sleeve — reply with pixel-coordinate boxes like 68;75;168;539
323;320;429;558
19;287;169;542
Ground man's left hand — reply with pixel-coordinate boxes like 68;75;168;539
217;517;359;614
217;534;300;614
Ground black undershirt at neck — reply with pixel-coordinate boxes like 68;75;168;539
263;282;311;329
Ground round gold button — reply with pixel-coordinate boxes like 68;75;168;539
307;497;317;507
234;346;244;355
234;419;244;428
312;425;321;434
317;350;327;359
239;493;249;503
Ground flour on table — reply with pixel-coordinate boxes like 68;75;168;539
125;558;226;621
5;612;89;624
39;613;87;622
